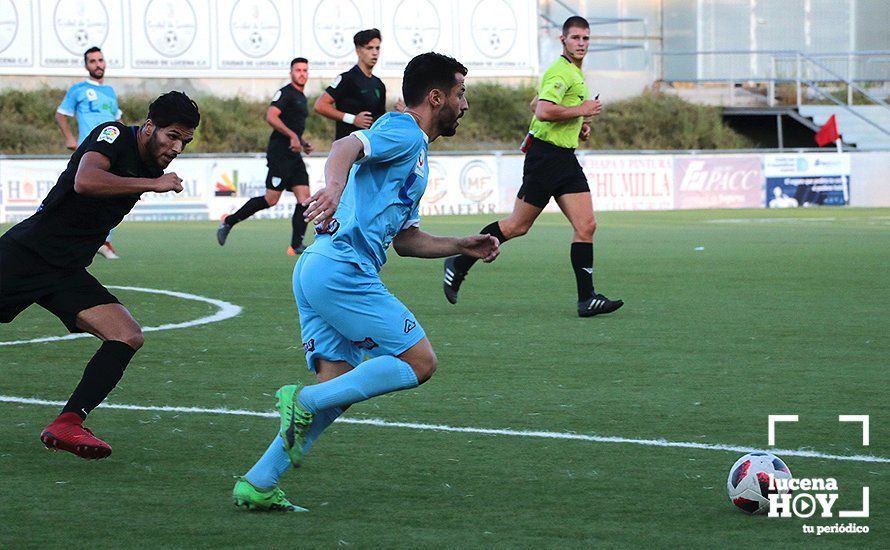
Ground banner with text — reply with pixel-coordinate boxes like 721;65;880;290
763;153;850;208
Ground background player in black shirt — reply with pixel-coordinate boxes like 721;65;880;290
0;91;200;460
217;58;314;255
314;29;396;139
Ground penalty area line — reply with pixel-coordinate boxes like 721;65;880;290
1;395;888;464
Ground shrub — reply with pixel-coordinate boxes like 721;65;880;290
0;86;751;154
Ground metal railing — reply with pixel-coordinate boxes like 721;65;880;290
656;50;890;139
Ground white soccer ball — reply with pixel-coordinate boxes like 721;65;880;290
726;451;793;514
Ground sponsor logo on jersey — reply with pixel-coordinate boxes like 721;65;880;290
314;217;340;235
302;338;316;352
330;74;342;89
86;88;98;101
272;90;282;102
404;319;416;333
97;126;120;144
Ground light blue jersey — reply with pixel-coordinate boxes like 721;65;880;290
57;80;122;144
306;112;429;273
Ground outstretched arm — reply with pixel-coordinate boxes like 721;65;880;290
392;227;499;262
74;152;183;196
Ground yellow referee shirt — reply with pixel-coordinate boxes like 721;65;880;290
528;56;588;149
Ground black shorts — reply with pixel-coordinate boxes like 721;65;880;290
0;240;120;332
266;151;309;191
517;137;589;208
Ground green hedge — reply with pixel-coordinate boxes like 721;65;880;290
0;86;750;154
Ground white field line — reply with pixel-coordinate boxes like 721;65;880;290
1;395;887;464
706;217;836;224
0;286;242;346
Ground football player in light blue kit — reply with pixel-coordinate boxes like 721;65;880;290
233;52;500;512
55;46;123;259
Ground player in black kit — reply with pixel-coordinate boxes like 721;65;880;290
314;29;392;139
217;58;314;255
0;91;200;460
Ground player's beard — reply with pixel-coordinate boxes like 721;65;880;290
147;131;169;169
89;68;104;80
439;107;462;137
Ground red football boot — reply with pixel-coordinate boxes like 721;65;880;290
40;413;112;460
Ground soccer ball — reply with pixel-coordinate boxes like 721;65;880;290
726;452;793;514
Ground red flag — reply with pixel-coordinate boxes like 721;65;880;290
815;114;840;146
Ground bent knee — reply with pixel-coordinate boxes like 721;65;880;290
119;328;144;350
502;221;530;239
408;353;437;384
265;194;281;206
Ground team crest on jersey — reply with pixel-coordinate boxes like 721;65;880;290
86;88;98;101
97;126;120;144
414;149;426;176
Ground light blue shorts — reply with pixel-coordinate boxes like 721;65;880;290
293;252;426;371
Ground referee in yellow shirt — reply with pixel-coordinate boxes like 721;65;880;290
443;15;623;317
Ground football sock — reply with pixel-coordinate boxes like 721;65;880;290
570;242;594;300
291;204;308;248
225;196;270;226
243;406;344;489
297;356;418;414
454;221;508;273
302;405;344;453
61;341;137;420
244;437;292;490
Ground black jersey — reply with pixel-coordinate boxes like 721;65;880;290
326;65;386;139
0;122;162;269
268;83;308;155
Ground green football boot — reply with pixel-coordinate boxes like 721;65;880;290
232;477;307;512
275;384;314;467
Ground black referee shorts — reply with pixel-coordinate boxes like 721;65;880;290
0;240;120;333
517;137;589;209
266;151;309;191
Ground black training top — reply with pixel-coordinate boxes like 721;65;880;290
267;83;308;155
1;122;162;269
326;64;386;139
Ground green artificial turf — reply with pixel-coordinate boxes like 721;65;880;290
1;208;887;548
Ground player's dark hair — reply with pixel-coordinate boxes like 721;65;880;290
562;16;589;35
147;91;200;129
402;52;468;107
353;28;381;47
291;57;308;67
83;46;102;63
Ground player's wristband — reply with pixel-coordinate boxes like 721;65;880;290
342;113;356;125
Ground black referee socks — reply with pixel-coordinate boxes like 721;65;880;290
454;221;508;273
570;242;594;301
292;203;308;248
226;196;270;226
61;341;137;420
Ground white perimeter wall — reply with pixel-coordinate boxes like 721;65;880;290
1;151;888;224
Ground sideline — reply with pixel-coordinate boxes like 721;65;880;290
1;395;887;464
